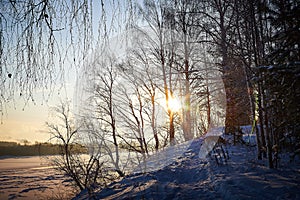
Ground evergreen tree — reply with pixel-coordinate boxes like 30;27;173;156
267;0;300;64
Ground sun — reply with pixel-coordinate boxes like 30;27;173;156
168;96;182;112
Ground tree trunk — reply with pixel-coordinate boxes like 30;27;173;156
169;111;175;145
217;0;251;134
183;71;193;141
182;25;193;141
151;95;159;151
223;61;251;134
206;85;211;128
257;77;267;158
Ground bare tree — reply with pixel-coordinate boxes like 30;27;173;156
165;0;204;141
196;0;252;135
81;53;126;177
46;101;103;194
125;31;168;151
119;87;148;154
137;0;182;145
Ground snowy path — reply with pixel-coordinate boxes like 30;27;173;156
210;145;300;199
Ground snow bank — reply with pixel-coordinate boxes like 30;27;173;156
134;127;224;174
199;127;224;159
74;126;300;200
134;139;194;174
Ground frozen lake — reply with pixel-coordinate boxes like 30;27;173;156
0;156;76;199
0;156;51;170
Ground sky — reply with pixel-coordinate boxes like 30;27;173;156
0;81;76;143
0;1;105;143
0;103;50;143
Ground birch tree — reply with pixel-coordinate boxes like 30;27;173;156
137;0;179;145
46;101;103;193
79;52;127;177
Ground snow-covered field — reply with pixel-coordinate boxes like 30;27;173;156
0;156;76;199
75;129;300;200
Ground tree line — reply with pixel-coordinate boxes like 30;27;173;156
0;141;87;157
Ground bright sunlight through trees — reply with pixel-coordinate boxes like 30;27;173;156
167;96;182;113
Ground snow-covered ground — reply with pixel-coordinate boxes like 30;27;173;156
3;126;298;200
74;128;300;200
134;127;224;174
0;156;76;199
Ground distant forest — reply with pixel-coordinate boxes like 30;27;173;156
0;141;88;157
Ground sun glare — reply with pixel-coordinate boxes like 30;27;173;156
168;96;181;112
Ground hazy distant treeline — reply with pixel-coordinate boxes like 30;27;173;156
0;141;88;157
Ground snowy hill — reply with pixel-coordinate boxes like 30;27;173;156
74;130;300;200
